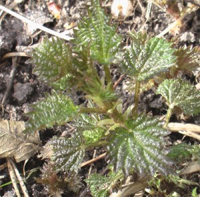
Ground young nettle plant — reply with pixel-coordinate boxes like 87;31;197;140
25;0;200;195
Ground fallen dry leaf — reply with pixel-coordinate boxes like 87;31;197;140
0;120;41;162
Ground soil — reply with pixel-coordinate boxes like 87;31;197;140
0;0;200;197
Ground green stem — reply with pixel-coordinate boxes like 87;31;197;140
104;64;113;91
164;105;174;127
132;80;140;117
109;108;125;124
79;106;107;114
86;140;108;150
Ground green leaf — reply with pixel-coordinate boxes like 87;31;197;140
156;79;200;115
188;144;200;163
121;33;176;81
72;114;105;144
72;114;100;131
32;38;73;85
192;187;198;197
86;171;122;197
25;91;78;133
83;129;104;144
32;38;98;91
107;116;173;176
167;143;192;163
50;132;85;172
74;0;122;64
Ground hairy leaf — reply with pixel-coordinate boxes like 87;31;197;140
188;144;200;162
72;114;105;144
107;116;173;175
86;171;122;197
86;80;118;106
171;46;200;76
156;79;200;115
50;132;85;172
167;143;192;163
72;114;101;131
25;91;78;133
33;38;73;84
0;120;41;162
83;129;105;144
32;38;96;91
74;0;122;64
121;33;176;81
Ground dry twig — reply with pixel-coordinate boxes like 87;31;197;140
0;52;30;62
167;122;200;141
0;5;73;41
7;158;21;197
81;153;106;168
156;5;198;38
1;57;18;107
10;159;29;197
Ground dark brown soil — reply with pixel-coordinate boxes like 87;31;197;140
0;0;200;196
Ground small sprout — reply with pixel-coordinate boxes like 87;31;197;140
111;0;133;19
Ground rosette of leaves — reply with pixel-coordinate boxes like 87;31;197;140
107;116;173;176
27;0;176;179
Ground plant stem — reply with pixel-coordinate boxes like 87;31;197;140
86;140;108;150
79;106;107;114
132;80;140;117
104;64;113;91
164;105;173;127
109;108;125;124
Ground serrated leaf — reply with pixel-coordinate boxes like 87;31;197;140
107;116;173;176
86;171;122;197
32;38;95;91
188;144;200;163
50;132;85;172
173;46;200;75
25;90;78;133
72;114;105;144
121;33;176;81
33;38;73;85
72;114;101;131
156;79;200;115
167;143;192;163
74;0;122;64
0;120;41;162
83;128;104;144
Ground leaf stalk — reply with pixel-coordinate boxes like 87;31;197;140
132;80;140;117
164;105;174;127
